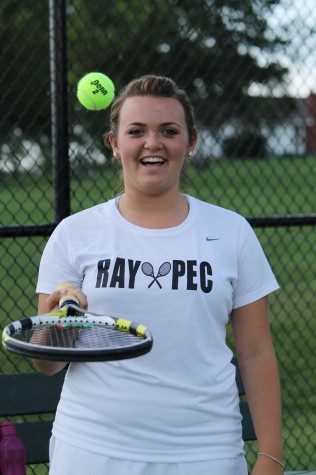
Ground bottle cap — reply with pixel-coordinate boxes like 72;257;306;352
0;421;17;436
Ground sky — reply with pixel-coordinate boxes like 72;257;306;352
250;0;316;98
276;0;316;97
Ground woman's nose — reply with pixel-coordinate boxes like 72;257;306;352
144;132;163;150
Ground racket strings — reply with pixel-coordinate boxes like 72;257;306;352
13;326;142;350
158;262;171;276
74;327;141;349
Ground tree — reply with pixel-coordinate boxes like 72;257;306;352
0;0;288;140
0;1;50;138
67;0;288;126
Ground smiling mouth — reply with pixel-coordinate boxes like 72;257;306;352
140;157;166;166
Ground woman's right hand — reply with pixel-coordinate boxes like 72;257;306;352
33;285;88;376
40;284;88;314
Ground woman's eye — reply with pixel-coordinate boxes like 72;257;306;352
163;129;177;136
129;129;144;136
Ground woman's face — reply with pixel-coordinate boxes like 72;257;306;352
109;96;196;197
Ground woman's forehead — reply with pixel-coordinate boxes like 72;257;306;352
119;96;186;125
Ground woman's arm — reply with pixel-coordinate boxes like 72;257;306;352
231;297;283;475
32;286;88;376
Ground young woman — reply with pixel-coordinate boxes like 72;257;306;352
34;75;283;475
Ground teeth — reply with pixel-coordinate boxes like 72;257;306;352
141;157;165;164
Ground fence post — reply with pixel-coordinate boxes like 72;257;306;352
49;0;70;222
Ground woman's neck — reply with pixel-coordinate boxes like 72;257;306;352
117;192;189;229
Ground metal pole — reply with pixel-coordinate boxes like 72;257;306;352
49;0;70;222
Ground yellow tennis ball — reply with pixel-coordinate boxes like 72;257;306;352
77;72;115;111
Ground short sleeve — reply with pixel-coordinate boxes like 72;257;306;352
36;220;82;295
232;220;279;309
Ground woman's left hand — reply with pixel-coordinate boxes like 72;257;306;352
251;455;284;475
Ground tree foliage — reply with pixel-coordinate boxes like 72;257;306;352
0;1;50;138
0;0;288;139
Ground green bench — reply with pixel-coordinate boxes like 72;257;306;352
0;359;306;473
232;356;256;442
0;370;66;464
232;358;313;474
0;358;254;466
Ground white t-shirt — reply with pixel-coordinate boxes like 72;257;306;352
36;195;279;462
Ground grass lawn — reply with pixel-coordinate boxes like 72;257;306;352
1;155;315;471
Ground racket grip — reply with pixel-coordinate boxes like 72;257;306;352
59;295;80;308
56;282;80;309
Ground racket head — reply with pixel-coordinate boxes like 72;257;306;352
2;305;153;362
141;262;154;276
158;262;171;276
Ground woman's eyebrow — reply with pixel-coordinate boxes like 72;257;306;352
126;121;181;127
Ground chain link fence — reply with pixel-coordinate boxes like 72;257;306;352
1;0;315;473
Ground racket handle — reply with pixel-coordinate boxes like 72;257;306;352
59;295;80;308
55;282;80;309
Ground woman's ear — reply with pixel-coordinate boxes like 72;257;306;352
188;129;198;155
109;132;120;159
186;132;197;158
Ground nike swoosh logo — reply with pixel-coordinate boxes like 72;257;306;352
206;238;220;241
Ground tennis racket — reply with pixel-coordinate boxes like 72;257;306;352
2;297;153;362
141;262;171;288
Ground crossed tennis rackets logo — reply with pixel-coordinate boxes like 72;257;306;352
141;261;171;288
